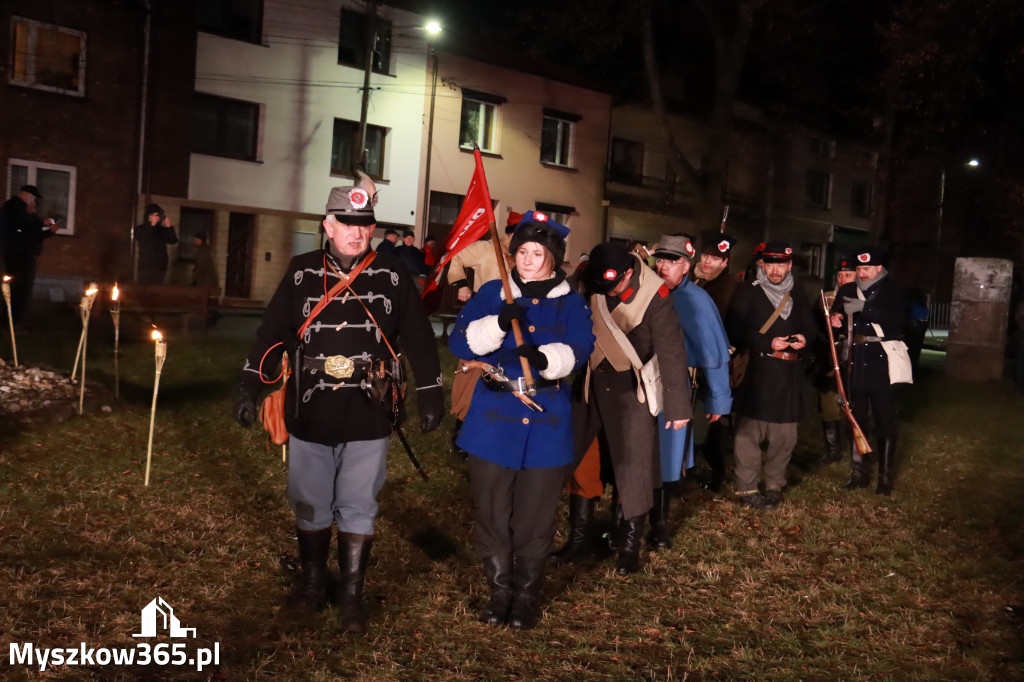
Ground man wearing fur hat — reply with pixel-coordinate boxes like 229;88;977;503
566;242;691;575
232;179;444;633
829;247;909;495
134;203;178;285
726;241;817;509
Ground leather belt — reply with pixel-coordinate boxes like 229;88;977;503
761;351;800;362
852;335;883;344
303;355;377;380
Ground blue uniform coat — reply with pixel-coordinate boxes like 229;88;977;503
659;277;733;481
451;277;594;470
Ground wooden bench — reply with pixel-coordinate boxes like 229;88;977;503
118;284;221;335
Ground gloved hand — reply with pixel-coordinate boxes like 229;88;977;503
515;344;549;371
843;297;865;315
420;409;442;434
233;387;258;428
497;302;527;332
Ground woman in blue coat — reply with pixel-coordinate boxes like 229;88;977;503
450;214;593;630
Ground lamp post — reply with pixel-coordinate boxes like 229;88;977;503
420;24;442;242
934;158;980;295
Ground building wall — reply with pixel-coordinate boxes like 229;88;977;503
426;52;613;264
0;0;194;285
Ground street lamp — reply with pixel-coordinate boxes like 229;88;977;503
934;157;981;294
420;20;442;242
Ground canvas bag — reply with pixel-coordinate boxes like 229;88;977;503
592;294;663;416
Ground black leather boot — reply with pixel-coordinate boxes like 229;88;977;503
549;495;597;565
452;419;468;461
605;503;625;552
843;456;870;490
647;487;672;550
615;514;644;576
821;421;843;465
876;438;895;496
508;555;546;630
337;532;373;633
288;527;332;611
704;422;728;491
479;554;514;626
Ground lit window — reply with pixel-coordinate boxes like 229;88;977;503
459;89;504;153
192;93;260;161
8;159;77;235
9;16;86;96
331;119;387;179
806;171;832;209
541;110;580;168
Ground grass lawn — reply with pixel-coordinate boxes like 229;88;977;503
1;327;1022;681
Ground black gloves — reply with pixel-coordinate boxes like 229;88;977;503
515;344;549;371
420;409;442;434
233;387;257;428
497;302;527;332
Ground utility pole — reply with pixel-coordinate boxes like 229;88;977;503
354;0;379;174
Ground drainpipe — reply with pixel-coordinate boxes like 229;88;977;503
131;0;152;282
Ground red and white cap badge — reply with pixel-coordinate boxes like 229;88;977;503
349;188;369;210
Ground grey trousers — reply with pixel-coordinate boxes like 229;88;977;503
733;417;798;494
467;455;571;560
286;435;389;533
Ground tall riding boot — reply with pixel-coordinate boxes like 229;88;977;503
876;438;895;496
647;487;672;550
843;442;869;490
615;514;645;576
288;527;332;611
508;555;546;630
479;554;514;626
606;503;625;552
452;419;468;461
549;495;597;565
337;532;373;633
704;422;727;492
821;421;843;465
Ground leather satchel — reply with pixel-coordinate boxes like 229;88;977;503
259;383;289;445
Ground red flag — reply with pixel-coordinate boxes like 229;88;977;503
422;149;496;299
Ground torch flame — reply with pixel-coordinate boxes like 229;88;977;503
85;287;99;296
2;275;10;282
151;330;163;341
111;284;119;301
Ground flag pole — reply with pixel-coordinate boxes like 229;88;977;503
474;149;537;395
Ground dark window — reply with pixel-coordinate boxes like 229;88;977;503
810;136;835;158
541;113;575;167
609;137;644;184
10;16;86;95
338;9;392;74
428;191;465;227
192;93;260;161
460;98;497;151
331;119;387;179
806;171;832;209
198;0;263;43
851;181;873;217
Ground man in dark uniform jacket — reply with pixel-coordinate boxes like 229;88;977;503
0;185;60;324
570;242;691;575
816;256;857;465
233;182;444;632
726;241;817;509
689;232;739;491
829;247;908;496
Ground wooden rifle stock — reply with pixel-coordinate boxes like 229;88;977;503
820;290;872;456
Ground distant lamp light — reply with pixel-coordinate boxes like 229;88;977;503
967;158;980;168
425;20;442;35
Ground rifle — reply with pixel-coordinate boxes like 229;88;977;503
457;360;544;412
820;291;872;456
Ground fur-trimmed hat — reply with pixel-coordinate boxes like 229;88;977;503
508;220;567;266
700;233;737;258
853;247;886;266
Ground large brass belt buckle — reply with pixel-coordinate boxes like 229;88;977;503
323;355;355;379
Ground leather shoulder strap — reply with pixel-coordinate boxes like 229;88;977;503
297;250;376;339
758;291;791;335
